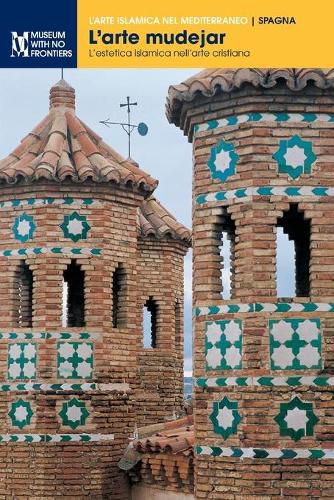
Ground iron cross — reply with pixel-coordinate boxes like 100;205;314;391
100;96;148;160
120;97;137;158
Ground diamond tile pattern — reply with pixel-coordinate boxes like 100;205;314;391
57;342;93;379
269;319;321;370
205;320;242;370
8;343;37;380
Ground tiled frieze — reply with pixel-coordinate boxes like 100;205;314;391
196;376;334;388
0;433;114;443
195;302;334;317
0;247;102;257
196;185;334;206
194;112;334;134
0;197;101;210
195;445;334;459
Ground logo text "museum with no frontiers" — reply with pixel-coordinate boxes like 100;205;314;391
11;31;73;58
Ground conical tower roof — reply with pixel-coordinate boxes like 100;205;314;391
0;79;158;193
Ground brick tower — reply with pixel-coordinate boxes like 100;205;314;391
167;68;334;498
0;79;190;498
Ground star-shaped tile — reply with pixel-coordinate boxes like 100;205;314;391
207;140;239;182
273;135;316;179
210;396;242;439
8;399;33;429
59;398;90;429
274;396;318;441
12;213;36;242
60;212;91;242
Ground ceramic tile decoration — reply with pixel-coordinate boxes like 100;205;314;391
269;319;321;370
59;398;90;429
207;140;239;182
8;343;37;380
195;446;334;460
8;399;33;429
0;434;114;443
196;375;334;388
0;247;102;257
194;112;334;134
60;211;91;242
209;396;242;439
196;185;334;206
273;135;317;179
12;213;36;242
205;320;242;370
274;396;319;441
195;302;334;316
57;342;94;379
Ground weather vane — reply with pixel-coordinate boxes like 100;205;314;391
99;96;148;159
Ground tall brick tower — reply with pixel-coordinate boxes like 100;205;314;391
167;68;334;498
0;79;190;498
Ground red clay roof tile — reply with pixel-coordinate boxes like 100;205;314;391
139;196;191;245
134;415;194;456
166;68;334;129
1;79;191;245
0;79;158;193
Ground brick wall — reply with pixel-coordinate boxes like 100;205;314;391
136;240;185;426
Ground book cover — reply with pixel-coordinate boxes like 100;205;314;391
0;1;333;498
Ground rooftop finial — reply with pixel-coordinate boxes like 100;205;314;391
49;79;75;110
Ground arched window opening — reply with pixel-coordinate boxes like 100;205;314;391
175;300;181;350
112;264;126;328
15;261;33;327
63;260;85;327
143;297;158;348
277;204;310;297
219;213;236;300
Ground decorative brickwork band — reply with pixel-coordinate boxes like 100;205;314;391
195;302;334;317
0;247;102;257
196;376;334;388
194;112;334;134
0;332;101;340
195;445;334;460
0;197;101;211
0;383;130;393
0;434;114;443
196;186;334;206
